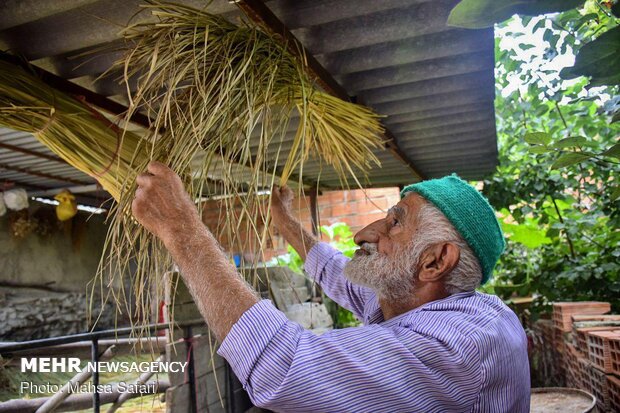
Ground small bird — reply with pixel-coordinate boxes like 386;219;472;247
54;189;77;221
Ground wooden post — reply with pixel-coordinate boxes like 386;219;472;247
309;188;319;236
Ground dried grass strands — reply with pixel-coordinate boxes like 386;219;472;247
94;1;386;331
0;60;147;202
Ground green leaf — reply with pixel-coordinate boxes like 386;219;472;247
534;105;550;116
553;136;588;148
603;143;620;159
574;13;598;30
551;152;592;168
529;145;551;154
532;18;547;32
611;185;620;201
612;109;620;124
447;0;586;29
560;26;620;86
525;131;551;145
501;221;552;249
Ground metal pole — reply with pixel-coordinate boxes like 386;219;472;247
185;326;197;413
309;188;319;236
0;318;205;355
92;339;100;413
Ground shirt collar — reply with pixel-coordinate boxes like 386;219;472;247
379;291;476;327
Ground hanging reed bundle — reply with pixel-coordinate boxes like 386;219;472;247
94;1;385;331
0;1;385;332
0;59;146;201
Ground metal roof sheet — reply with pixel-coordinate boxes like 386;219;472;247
0;0;497;205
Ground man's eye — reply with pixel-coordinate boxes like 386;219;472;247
393;218;400;226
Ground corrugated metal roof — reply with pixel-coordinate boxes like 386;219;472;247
0;0;497;203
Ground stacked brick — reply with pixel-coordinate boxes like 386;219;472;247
547;301;620;412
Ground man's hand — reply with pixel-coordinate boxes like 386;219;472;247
270;185;294;226
132;161;202;246
269;185;317;260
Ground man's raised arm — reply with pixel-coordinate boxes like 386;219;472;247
271;186;373;319
132;161;259;342
270;186;318;261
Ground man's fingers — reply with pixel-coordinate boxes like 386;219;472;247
136;173;153;188
147;161;171;176
280;186;293;201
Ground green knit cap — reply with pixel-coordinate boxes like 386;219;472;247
400;174;505;284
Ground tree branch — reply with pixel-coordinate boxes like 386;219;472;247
551;196;577;259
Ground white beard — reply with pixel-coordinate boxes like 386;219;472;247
343;241;422;301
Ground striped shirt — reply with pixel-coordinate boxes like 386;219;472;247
218;242;530;412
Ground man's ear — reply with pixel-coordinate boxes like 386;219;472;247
418;242;460;283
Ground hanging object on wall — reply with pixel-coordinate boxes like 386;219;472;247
8;210;37;239
3;188;29;211
54;189;78;221
0;195;6;217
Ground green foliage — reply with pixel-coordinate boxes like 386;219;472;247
499;209;552;248
319;222;358;258
450;0;620;91
561;25;620;86
270;244;305;275
448;0;586;28
270;222;361;328
483;3;620;314
270;222;358;274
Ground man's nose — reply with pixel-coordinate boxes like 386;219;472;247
354;219;387;246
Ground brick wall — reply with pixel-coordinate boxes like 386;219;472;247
201;187;400;261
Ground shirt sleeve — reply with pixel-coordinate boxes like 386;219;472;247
218;300;482;413
303;242;374;319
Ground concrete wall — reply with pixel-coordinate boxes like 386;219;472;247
0;202;115;339
0;202;107;292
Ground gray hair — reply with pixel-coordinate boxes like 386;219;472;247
413;201;482;294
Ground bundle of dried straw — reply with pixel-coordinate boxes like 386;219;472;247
0;1;385;330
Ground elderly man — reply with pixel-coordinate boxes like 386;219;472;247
132;163;530;412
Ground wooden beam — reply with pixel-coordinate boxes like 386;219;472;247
382;129;427;180
235;0;426;181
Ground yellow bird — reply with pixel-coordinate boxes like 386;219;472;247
54;189;77;221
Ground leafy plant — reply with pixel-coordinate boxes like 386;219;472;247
448;0;586;29
480;2;620;315
560;25;620;86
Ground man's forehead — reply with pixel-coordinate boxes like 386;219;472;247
398;192;425;209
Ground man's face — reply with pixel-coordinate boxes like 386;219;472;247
343;193;426;300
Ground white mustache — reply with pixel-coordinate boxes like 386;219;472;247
359;243;378;254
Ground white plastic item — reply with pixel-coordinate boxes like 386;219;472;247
3;188;29;211
0;195;6;216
